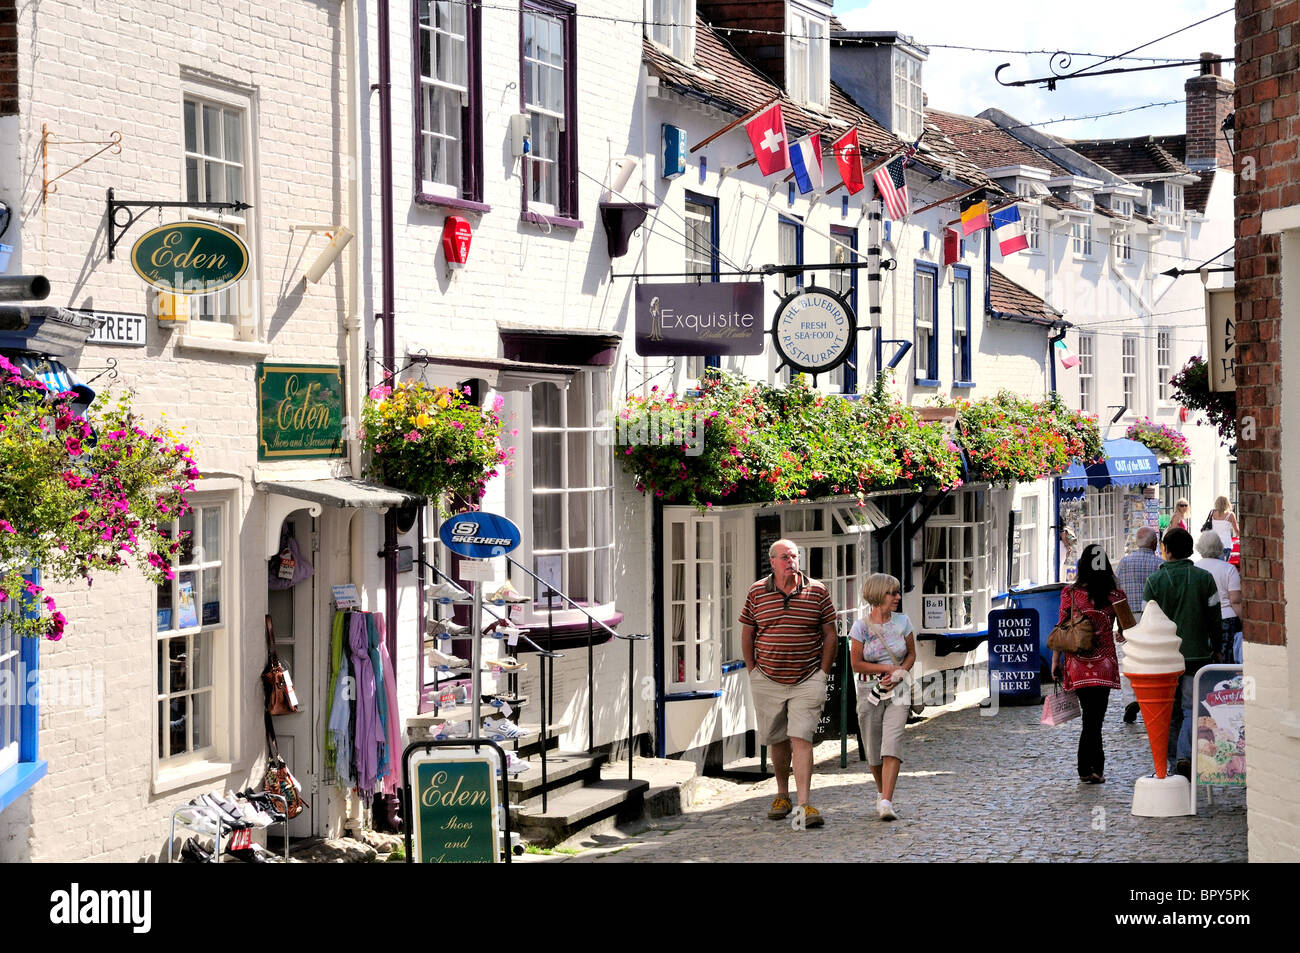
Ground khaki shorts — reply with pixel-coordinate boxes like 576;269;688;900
857;687;909;766
750;668;828;745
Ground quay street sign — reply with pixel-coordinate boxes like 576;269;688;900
256;363;344;460
770;284;856;376
130;221;249;294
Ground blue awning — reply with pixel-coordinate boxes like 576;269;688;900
1085;438;1160;488
1058;461;1088;498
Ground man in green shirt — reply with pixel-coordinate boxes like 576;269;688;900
1143;527;1220;778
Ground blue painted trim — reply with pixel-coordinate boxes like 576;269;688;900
916;629;989;640
0;761;48;815
914;377;940;387
830;224;859;394
953;380;976;389
19;633;38;763
665;691;723;701
914;260;939;381
720;659;747;674
992;591;1010;602
952;264;972;382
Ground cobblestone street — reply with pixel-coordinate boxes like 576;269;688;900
528;695;1248;863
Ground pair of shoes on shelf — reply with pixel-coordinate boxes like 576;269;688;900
226;843;277;863
486;624;527;641
433;720;471;740
428;581;473;604
504;751;530;776
179;838;213;863
237;789;288;823
482;716;529;741
487;581;529;605
426;647;471;670
483;656;527;673
428;618;470;639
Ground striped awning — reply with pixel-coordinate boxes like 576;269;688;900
8;355;96;407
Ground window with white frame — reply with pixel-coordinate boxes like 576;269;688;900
1076;487;1119;559
921;490;988;631
1157;328;1172;401
1111;196;1133;217
778;218;803;297
416;0;482;201
952;266;971;382
719;519;741;664
1114;226;1133;262
1078;332;1094;413
647;0;695;63
666;516;718;693
527;370;614;614
1075;193;1094;211
1167;183;1184;215
1016;183;1041;251
1013;496;1039;588
1122;335;1138;410
1071;219;1093;257
183;94;253;331
892;49;923;141
155;498;230;768
787;6;828;108
0;612;19;777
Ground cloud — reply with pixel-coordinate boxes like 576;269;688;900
835;0;1234;140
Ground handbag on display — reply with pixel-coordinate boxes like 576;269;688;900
1040;683;1081;727
1047;597;1097;654
262;614;300;716
263;713;307;819
268;533;315;590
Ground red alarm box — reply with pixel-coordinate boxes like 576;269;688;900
942;227;961;267
442;216;472;268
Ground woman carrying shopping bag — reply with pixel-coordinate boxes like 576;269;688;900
848;573;916;822
1051;544;1127;784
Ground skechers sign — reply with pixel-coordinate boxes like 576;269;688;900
439;513;522;559
634;282;765;356
130;222;249;294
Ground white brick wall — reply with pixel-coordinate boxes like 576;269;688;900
1242;642;1300;861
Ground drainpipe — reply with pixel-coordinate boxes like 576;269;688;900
1048;323;1069;583
377;0;399;660
343;0;366;596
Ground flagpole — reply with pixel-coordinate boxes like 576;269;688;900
945;197;1018;227
689;95;781;153
911;184;983;217
862;149;905;179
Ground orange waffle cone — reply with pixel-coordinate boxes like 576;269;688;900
1124;672;1180;779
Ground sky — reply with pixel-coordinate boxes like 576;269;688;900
836;0;1235;142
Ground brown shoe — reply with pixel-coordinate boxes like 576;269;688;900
767;796;793;819
800;804;825;828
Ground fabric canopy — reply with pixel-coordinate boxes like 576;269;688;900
1058;461;1088;499
1084;438;1161;488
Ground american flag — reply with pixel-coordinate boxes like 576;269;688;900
873;156;910;221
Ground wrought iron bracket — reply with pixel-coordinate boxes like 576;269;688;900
106;188;253;261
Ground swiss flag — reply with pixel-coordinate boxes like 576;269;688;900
744;103;790;176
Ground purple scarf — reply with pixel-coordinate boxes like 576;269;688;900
348;611;381;795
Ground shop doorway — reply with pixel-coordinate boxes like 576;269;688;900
267;513;317;840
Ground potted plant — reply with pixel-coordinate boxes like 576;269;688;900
1125;416;1191;462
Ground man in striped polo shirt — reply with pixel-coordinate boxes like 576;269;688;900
740;538;838;828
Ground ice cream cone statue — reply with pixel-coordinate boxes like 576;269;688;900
1120;602;1192;816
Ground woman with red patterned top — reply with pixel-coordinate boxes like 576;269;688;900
1051;543;1127;784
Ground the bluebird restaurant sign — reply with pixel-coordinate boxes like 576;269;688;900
771;285;856;375
634;282;765;356
439;512;522;559
987;608;1041;703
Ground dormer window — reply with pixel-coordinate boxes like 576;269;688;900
648;0;695;63
1166;183;1184;215
1111;197;1133;217
892;49;923;141
788;5;828;108
1074;192;1094;211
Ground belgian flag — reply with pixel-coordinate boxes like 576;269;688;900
959;189;990;236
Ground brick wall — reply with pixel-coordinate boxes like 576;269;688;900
1185;54;1234;170
696;1;787;88
1235;0;1298;650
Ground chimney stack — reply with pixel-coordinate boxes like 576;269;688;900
1185;52;1233;170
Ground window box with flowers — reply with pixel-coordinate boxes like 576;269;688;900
1125;417;1190;463
359;381;512;503
954;390;1102;487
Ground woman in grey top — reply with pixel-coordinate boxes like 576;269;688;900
848;573;916;821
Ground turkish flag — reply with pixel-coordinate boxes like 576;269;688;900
744;103;790;176
832;128;865;195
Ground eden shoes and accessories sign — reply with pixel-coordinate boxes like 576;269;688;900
256;363;344;460
406;746;504;863
130;222;249;294
634;282;765;356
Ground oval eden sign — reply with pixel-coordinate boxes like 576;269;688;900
129;221;250;294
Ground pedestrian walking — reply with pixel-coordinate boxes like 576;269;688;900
1142;527;1220;779
1050;544;1127;784
1172;498;1192;533
1201;495;1240;559
847;573;915;821
1117;526;1165;723
1194;530;1243;663
740;539;838;829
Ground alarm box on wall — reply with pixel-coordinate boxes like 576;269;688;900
662;124;687;179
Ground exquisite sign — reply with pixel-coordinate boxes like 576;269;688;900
438;512;522;559
408;751;501;863
256;363;344;460
634;282;765;356
771;285;856;374
130;222;249;294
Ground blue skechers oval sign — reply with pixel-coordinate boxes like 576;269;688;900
439;512;522;559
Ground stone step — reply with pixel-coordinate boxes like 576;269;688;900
507;749;605;797
511;778;650;846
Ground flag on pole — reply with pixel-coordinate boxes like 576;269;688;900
832;128;865;195
991;205;1029;255
959;189;990;236
790;133;823;194
744;103;790;176
873;156;910;221
1054;339;1080;369
902;132;924;168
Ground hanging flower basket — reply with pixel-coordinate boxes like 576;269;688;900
1125;416;1191;463
359;381;513;503
954;390;1102;486
0;355;199;640
1170;356;1236;444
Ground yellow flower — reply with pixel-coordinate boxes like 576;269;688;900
435;394;450;409
414;413;433;429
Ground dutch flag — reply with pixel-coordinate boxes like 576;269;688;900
790;134;823;195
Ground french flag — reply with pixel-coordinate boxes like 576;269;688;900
992;205;1029;255
790;134;823;195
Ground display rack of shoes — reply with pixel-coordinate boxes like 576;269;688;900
168;790;291;863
